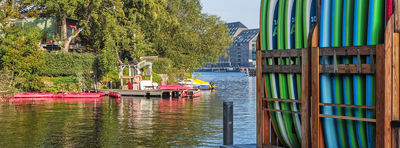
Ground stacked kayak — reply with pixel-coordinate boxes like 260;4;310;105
261;0;317;147
261;0;384;147
14;92;106;98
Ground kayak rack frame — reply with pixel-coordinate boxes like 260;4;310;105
257;9;400;148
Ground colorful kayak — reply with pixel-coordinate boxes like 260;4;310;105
266;0;292;147
320;0;339;147
277;1;300;146
284;0;302;143
354;0;369;147
331;1;348;147
343;0;358;147
366;0;384;148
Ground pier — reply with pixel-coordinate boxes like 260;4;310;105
99;89;200;98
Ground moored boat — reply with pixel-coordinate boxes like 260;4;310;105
13;92;104;98
178;78;216;90
109;92;122;98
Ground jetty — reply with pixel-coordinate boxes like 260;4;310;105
99;89;200;98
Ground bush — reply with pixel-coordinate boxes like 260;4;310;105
38;52;95;76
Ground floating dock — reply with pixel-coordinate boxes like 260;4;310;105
99;89;199;98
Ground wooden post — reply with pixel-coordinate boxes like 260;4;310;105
376;14;394;148
301;21;317;148
256;34;263;147
395;0;400;32
392;32;400;147
311;24;322;148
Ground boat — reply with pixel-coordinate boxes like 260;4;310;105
178;78;216;90
109;92;121;98
181;90;200;97
158;85;191;90
60;93;102;98
13;92;104;98
14;92;54;98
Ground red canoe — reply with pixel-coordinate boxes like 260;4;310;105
109;92;121;98
14;92;104;98
14;92;54;98
182;90;200;97
158;85;191;90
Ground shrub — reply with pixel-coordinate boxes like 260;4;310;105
39;52;95;77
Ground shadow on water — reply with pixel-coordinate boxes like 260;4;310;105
0;72;256;147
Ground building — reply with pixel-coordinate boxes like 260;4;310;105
7;17;82;51
200;22;259;71
229;28;259;67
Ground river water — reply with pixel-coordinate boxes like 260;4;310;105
0;72;256;147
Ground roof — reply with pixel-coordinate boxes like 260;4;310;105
233;28;259;44
226;22;247;36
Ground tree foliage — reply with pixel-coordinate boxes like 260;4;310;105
0;25;44;92
0;0;232;86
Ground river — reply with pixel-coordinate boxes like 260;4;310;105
0;72;256;147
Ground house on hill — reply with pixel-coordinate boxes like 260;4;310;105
7;17;83;51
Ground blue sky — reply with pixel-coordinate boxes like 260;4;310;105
200;0;260;29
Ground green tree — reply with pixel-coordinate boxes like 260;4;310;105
31;0;95;52
0;25;44;92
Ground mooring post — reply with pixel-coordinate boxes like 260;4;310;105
223;100;233;145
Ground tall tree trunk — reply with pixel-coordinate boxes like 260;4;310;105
61;13;69;52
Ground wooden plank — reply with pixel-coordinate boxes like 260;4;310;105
301;40;311;148
263;65;302;74
311;24;320;148
319;103;376;109
319;45;376;56
262;49;303;58
256;33;263;148
376;14;394;148
263;108;302;114
264;98;301;103
395;0;400;32
319;114;376;122
319;64;375;74
392;32;400;148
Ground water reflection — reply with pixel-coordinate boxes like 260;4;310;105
0;72;256;147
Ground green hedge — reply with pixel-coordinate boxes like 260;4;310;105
39;52;95;76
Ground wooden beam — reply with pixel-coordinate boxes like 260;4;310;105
311;24;321;148
264;98;301;103
256;34;263;148
263;108;301;114
319;64;375;74
262;49;303;58
392;32;400;148
395;0;400;32
319;103;376;109
301;40;311;148
263;65;302;74
319;114;376;122
376;14;394;148
319;45;376;56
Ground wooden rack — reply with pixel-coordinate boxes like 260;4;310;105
257;2;400;147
